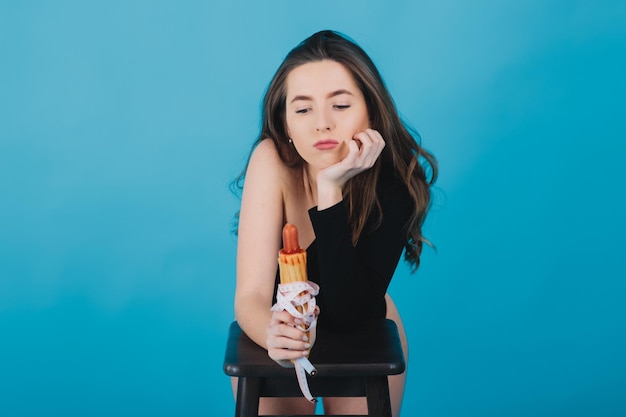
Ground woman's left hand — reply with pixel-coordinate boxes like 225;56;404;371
316;128;385;208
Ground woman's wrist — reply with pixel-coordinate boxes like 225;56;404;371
316;180;343;210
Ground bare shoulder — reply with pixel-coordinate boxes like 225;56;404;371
249;139;284;171
241;139;288;207
246;139;297;189
243;138;309;223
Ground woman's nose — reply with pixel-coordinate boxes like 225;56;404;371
315;109;332;132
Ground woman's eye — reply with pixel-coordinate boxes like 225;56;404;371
295;108;310;114
334;104;351;110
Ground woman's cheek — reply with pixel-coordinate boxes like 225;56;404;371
339;141;350;159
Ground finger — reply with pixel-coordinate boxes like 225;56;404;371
267;328;312;356
267;334;311;351
269;347;311;362
353;130;383;168
270;310;297;326
366;128;385;148
340;139;361;168
365;129;385;162
267;322;308;341
362;129;385;159
350;133;373;168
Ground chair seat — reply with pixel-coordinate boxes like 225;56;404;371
223;318;405;416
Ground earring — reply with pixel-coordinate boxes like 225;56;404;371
288;138;293;144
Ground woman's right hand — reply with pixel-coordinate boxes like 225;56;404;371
266;310;313;366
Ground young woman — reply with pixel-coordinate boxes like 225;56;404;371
233;30;437;416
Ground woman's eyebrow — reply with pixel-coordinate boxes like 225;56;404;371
328;89;353;98
290;94;313;104
289;89;354;104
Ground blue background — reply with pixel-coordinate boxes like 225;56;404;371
1;1;625;416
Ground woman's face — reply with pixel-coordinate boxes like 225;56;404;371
285;60;370;170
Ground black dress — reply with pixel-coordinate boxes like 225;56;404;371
276;163;414;331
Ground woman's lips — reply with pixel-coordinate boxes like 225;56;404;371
313;139;339;150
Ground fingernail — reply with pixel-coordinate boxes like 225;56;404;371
303;350;310;356
302;335;308;342
304;343;311;349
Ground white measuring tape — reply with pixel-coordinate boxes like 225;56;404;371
271;281;320;402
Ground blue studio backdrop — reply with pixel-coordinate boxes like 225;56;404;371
1;1;625;416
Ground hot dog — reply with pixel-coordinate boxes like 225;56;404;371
279;223;307;283
277;223;310;339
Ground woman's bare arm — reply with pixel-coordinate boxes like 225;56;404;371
234;140;309;359
235;139;284;347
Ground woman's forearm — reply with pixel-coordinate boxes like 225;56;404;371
235;293;273;349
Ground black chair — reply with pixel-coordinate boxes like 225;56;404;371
223;319;405;417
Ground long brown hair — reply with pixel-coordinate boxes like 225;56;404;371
236;30;438;272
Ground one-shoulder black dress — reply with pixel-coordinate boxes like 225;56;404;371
275;163;414;331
